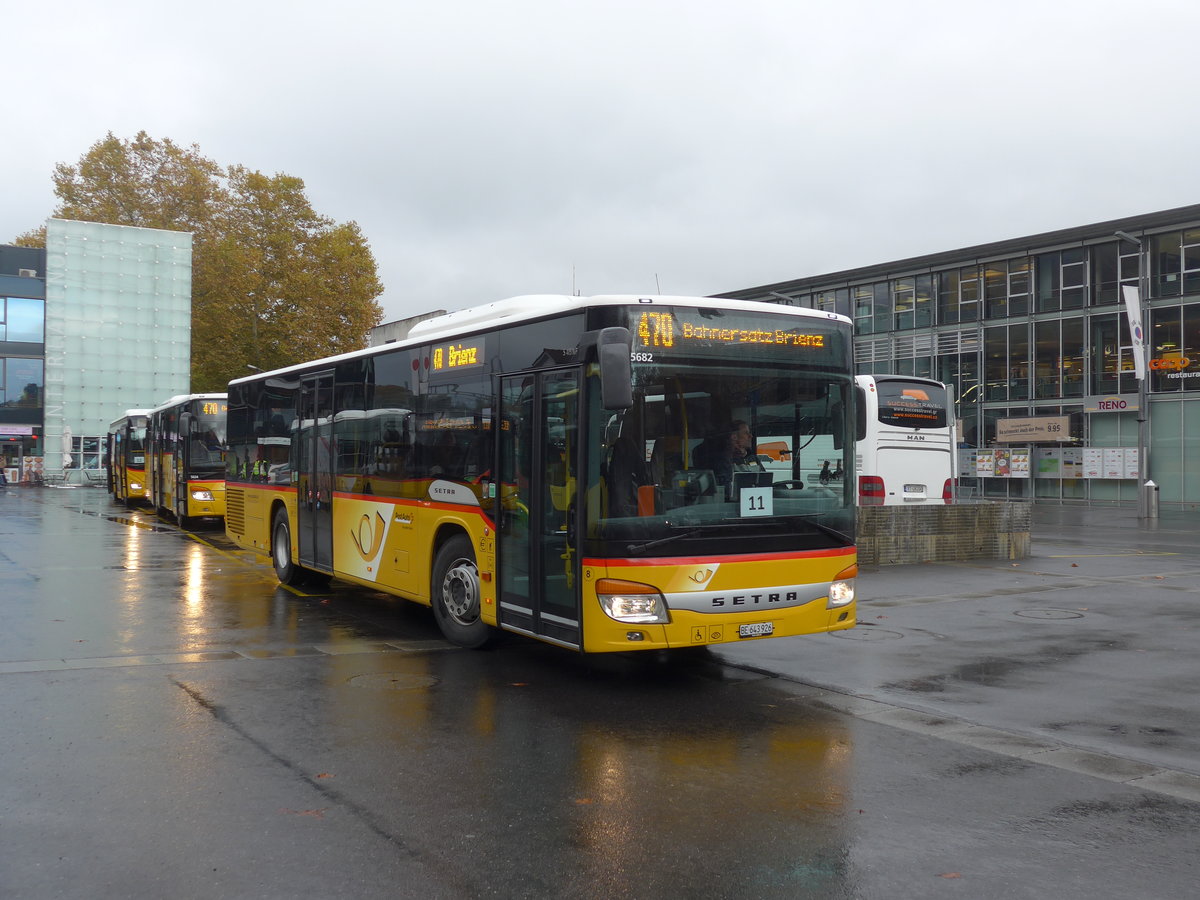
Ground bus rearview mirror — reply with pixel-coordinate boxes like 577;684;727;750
597;327;633;410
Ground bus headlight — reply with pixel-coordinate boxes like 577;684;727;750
827;564;857;608
129;482;143;492
597;579;669;624
191;490;214;502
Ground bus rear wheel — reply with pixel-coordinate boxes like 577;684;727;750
432;535;491;649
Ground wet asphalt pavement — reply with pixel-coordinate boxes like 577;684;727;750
2;486;1199;899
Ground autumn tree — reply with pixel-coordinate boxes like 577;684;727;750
17;131;384;391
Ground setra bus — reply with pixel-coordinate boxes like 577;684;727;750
854;374;956;505
146;393;229;527
224;295;858;652
105;409;152;506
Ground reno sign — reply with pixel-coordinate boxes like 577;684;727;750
1083;394;1139;413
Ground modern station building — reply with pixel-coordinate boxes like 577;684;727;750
0;218;191;482
718;203;1200;508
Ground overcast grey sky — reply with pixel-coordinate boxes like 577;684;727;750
5;0;1195;324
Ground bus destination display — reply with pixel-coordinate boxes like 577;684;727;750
635;310;830;357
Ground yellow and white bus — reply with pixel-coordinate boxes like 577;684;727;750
224;295;858;652
105;409;151;506
147;393;228;527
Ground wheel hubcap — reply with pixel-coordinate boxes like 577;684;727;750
441;558;480;626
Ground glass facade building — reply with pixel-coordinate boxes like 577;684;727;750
718;204;1200;508
0;219;191;480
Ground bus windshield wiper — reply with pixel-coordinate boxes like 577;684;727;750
627;529;700;555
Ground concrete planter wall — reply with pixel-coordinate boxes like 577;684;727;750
856;501;1031;568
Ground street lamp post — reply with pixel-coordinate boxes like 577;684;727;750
1115;230;1152;518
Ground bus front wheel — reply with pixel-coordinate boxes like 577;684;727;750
432;535;492;649
272;508;303;586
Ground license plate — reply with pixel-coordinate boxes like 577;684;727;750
738;622;774;638
904;483;925;493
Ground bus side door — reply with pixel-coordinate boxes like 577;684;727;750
297;372;335;572
498;369;581;647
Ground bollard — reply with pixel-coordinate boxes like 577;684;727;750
1141;480;1159;519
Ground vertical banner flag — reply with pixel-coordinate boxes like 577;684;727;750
1122;285;1147;381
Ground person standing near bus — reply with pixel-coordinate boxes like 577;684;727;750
819;460;832;485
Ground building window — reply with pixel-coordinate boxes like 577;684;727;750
944;265;982;324
1185;231;1200;295
1151;229;1200;298
1092;240;1140;306
1034;320;1061;399
939;349;981;411
68;436;101;470
1147;305;1200;394
853;284;875;333
1037;248;1087;311
872;282;889;333
1091;313;1139;396
815;288;850;319
1151;232;1180;297
985;326;1008;401
983;323;1029;401
1008;258;1031;316
914;274;934;327
0;357;43;409
937;270;960;324
892;277;915;330
1;297;46;344
984;258;1032;319
985;263;1007;318
1062;318;1084;398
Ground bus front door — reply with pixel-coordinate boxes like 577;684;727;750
297;372;335;573
498;370;581;648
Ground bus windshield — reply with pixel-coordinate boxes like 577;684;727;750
586;306;854;557
127;422;147;465
189;403;228;474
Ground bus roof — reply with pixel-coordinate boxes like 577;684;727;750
229;294;851;387
107;409;153;429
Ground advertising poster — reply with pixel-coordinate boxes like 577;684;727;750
1009;449;1031;478
1062;448;1083;479
993;448;1011;477
1037;449;1062;478
975;451;995;477
1124;448;1140;479
1103;448;1125;479
1082;448;1104;478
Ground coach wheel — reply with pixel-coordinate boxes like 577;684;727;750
431;534;492;649
272;508;303;585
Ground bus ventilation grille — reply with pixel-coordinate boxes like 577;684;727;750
226;488;245;534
